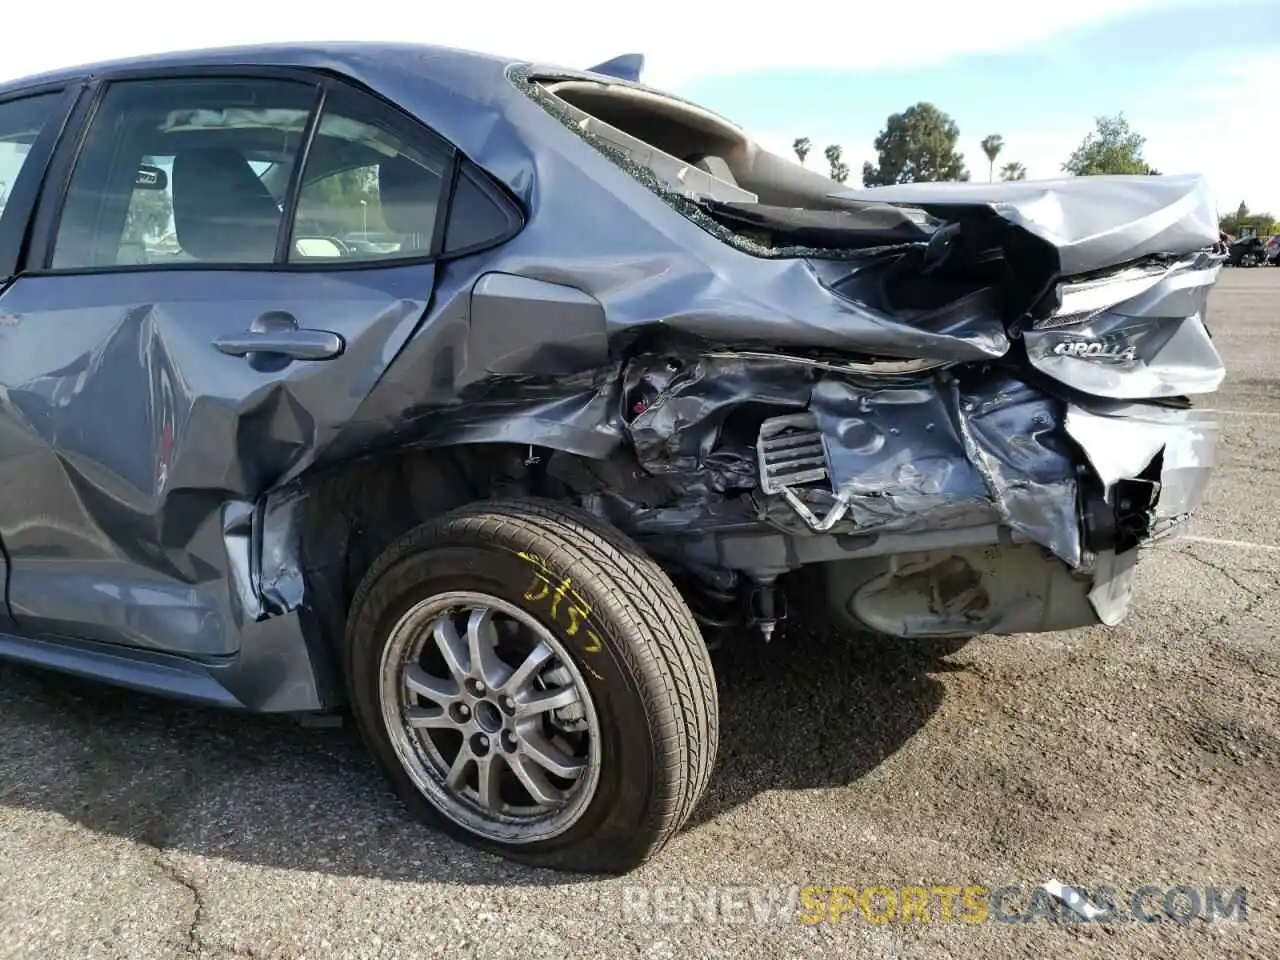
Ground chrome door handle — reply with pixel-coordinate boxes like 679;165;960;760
213;329;344;360
212;311;344;362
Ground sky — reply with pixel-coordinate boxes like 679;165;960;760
3;0;1279;215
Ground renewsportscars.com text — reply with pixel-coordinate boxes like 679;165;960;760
618;884;1248;926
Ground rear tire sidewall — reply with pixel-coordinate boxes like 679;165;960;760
348;540;663;869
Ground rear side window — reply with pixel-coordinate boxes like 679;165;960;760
40;75;515;270
50;77;317;269
0;92;62;226
287;90;451;263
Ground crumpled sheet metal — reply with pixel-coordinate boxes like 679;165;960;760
1064;403;1219;519
813;374;1080;563
949;378;1081;563
625;354;1084;566
0;269;430;657
835;174;1221;278
1024;255;1225;400
257;50;1215;582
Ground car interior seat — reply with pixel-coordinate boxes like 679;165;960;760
377;155;442;253
171;149;283;262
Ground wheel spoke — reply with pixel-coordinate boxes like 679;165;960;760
380;589;603;841
505;641;554;696
508;752;566;807
445;748;473;790
466;607;512;689
432;615;470;684
404;663;457;705
476;755;503;814
519;728;585;780
516;685;580;718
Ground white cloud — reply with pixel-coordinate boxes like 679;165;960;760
4;0;1183;89
1146;53;1280;214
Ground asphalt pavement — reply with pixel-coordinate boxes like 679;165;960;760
1;267;1276;959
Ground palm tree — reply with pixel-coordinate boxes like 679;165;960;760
824;144;849;183
792;137;811;167
981;134;1004;182
1000;161;1027;181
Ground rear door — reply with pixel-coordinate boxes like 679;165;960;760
0;70;454;656
0;83;84;628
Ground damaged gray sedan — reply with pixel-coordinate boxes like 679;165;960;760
0;43;1224;873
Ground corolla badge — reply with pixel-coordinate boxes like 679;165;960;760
1051;339;1137;363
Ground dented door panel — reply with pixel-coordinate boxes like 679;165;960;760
0;265;434;656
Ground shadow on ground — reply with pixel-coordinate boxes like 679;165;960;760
0;627;949;887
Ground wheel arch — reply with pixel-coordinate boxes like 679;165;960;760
267;440;587;699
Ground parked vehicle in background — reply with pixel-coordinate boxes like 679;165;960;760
341;230;403;254
1227;234;1269;266
0;42;1226;874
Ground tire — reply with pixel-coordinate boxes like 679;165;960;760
344;497;718;873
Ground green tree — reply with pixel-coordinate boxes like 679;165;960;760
824;144;850;183
792;137;812;167
1220;201;1276;237
1218;203;1242;235
296;166;383;235
861;103;969;186
981;134;1004;182
1062;113;1157;176
1000;161;1027;181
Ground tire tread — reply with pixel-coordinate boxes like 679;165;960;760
345;497;718;869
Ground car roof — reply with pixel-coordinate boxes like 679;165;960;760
0;42;516;97
0;42;656;216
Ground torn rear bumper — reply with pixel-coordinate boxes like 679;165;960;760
800;395;1217;636
1065;401;1220;543
619;353;1218;638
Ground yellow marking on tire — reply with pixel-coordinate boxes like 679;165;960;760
524;570;552;602
516;549;604;661
549;576;572;619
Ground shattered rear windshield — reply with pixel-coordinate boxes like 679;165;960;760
508;64;931;262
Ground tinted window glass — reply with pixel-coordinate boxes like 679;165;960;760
0;93;61;225
442;162;522;255
288;92;450;262
51;78;316;269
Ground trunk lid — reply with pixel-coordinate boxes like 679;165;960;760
831;174;1221;276
823;174;1226;401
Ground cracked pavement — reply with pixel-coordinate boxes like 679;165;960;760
1;268;1277;959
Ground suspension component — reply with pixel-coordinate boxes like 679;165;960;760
687;582;737;630
748;579;787;642
670;570;738;650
